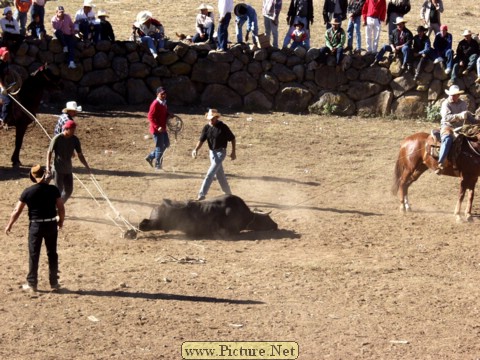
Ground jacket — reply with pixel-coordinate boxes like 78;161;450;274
347;0;366;18
287;0;314;27
386;0;410;24
323;0;348;23
362;0;386;22
420;0;443;26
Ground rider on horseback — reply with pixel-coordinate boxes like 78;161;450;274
0;47;11;129
437;85;476;174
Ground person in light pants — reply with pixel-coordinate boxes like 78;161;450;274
361;0;386;53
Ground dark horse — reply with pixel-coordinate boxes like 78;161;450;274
4;64;60;167
392;130;480;222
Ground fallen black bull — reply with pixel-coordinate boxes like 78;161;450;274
127;195;278;238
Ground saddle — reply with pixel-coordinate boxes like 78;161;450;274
428;125;480;162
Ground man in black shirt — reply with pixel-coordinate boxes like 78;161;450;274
192;109;236;201
5;165;65;292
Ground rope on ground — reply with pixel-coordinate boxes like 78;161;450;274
11;95;138;234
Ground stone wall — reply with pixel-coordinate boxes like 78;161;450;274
12;38;480;116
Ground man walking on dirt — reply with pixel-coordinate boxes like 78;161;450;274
46;120;92;203
5;165;65;292
191;109;236;201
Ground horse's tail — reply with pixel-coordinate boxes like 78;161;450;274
391;146;405;196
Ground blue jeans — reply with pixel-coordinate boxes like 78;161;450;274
375;44;411;65
148;132;170;169
451;54;479;81
27;221;58;287
54;171;74;203
434;48;454;70
319;46;344;65
347;16;361;50
54;30;75;62
264;16;278;48
217;12;231;50
235;15;258;43
198;149;232;197
192;24;214;43
15;10;28;35
0;93;10;120
438;131;453;165
141;35;165;56
78;20;101;43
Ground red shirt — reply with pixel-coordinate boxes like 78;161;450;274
362;0;386;22
147;99;168;134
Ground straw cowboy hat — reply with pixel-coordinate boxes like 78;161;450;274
97;10;109;17
136;10;152;25
83;0;95;7
393;16;407;25
205;109;221;120
29;164;46;183
330;18;341;25
197;3;214;11
62;101;82;113
462;29;472;36
445;85;464;96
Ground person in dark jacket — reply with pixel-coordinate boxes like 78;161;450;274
371;16;413;70
322;0;347;29
282;0;313;48
96;9;115;41
345;0;364;53
450;29;479;82
412;25;434;81
432;24;453;74
385;0;410;36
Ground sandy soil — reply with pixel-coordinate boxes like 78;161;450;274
1;107;480;359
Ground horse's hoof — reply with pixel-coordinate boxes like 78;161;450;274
12;162;22;168
455;215;464;223
465;215;473;223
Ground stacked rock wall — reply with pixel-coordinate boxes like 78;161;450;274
12;38;480;116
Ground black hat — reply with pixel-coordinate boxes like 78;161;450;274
234;3;247;16
417;25;427;32
156;87;166;94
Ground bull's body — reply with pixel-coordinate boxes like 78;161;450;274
139;195;277;236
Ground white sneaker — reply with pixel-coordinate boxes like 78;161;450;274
68;61;77;69
433;57;443;64
445;68;451;75
152;53;158;59
63;46;68;53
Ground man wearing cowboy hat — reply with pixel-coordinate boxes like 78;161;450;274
234;3;259;46
74;0;100;45
371;16;412;71
412;25;434;81
192;109;236;201
450;29;479;83
318;17;346;70
5;165;65;292
54;101;82;136
193;3;215;44
132;10;167;58
97;9;115;42
437;85;476;173
47;120;92;203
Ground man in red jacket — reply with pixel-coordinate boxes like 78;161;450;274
145;87;172;170
362;0;386;54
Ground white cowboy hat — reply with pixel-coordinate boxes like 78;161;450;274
197;3;214;10
445;85;464;96
136;10;152;25
83;0;95;7
205;108;221;120
462;29;472;36
62;101;83;113
393;17;407;25
97;9;109;17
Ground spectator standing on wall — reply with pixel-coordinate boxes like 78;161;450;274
420;0;443;38
361;0;386;54
385;0;410;37
262;0;282;48
51;6;77;69
282;0;313;49
217;0;234;51
14;0;32;36
345;0;365;54
323;0;347;29
234;3;259;46
31;0;47;26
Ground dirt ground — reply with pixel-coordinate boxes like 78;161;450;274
2;107;480;359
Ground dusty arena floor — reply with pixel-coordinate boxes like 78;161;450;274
1;107;480;359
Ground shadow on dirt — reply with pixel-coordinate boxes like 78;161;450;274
54;288;264;304
135;229;300;241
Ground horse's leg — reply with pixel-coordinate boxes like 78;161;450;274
11;122;27;167
454;178;468;222
463;177;477;222
401;168;428;212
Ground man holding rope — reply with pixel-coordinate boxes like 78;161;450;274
46;120;92;203
145;87;173;171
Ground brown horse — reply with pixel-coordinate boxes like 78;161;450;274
392;131;480;222
4;64;60;167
